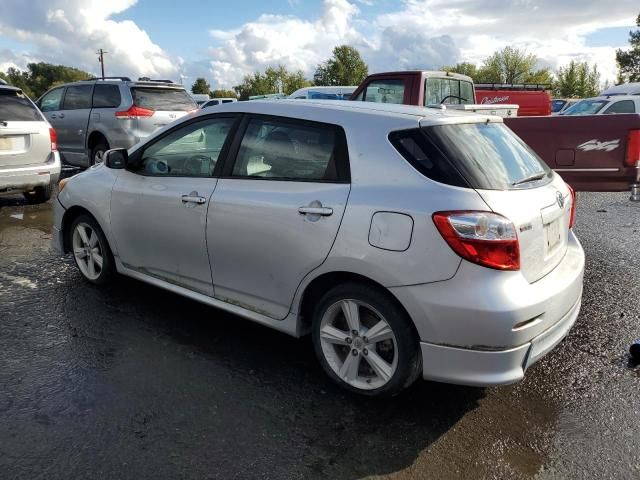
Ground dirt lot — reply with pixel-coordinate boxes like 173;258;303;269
1;190;639;479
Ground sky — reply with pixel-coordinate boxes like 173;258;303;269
0;0;638;90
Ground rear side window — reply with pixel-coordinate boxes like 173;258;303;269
131;88;196;112
425;78;474;105
360;79;405;104
231;117;349;182
63;85;93;110
604;100;636;114
93;84;122;108
0;90;42;121
391;123;552;190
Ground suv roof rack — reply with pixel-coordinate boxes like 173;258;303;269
137;77;175;84
475;83;552;91
86;76;132;81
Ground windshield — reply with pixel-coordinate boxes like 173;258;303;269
421;122;551;190
0;89;42;121
561;99;608;115
551;100;567;113
131;88;196;112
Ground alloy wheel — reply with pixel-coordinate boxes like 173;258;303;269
72;222;104;280
319;299;398;390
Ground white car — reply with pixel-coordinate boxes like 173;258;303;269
561;95;640;115
52;100;584;396
288;86;357;100
0;84;61;203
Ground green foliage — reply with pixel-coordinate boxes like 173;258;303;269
441;62;479;79
0;62;91;99
191;77;211;95
477;47;551;84
233;65;311;100
553;61;600;98
314;45;368;86
210;89;237;98
616;13;640;82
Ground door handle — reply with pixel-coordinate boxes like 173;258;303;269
58;113;65;119
181;194;207;205
298;206;333;216
50;114;57;119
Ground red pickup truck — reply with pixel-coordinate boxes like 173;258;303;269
350;71;640;197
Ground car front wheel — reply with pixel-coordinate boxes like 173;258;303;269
312;283;421;397
70;215;114;285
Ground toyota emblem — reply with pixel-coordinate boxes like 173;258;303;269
556;191;565;209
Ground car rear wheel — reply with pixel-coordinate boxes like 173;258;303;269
312;283;421;397
23;178;54;204
70;215;114;285
91;142;109;166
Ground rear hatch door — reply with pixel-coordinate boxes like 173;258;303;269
129;85;197;137
0;89;51;168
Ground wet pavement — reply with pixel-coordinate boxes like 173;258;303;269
0;189;639;479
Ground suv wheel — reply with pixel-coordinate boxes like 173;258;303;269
91;142;109;166
23;177;55;204
311;282;421;397
70;214;114;285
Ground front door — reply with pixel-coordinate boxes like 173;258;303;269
110;115;237;295
57;84;93;165
208;115;351;319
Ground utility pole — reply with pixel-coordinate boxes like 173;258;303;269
97;49;108;80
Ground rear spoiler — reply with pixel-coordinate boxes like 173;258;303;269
476;83;551;91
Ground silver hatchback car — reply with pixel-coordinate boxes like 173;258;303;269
52;100;584;396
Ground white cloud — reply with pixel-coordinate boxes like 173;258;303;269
0;0;176;79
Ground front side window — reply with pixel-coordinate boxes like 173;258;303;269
39;88;64;112
62;85;93;110
231;118;347;181
361;79;405;104
93;84;122;108
604;100;636;114
136;117;235;176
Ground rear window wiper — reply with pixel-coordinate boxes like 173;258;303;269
512;172;546;186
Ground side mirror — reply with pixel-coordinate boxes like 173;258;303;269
104;148;128;169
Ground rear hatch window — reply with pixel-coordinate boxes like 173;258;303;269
131;87;196;112
0;90;42;121
390;122;552;190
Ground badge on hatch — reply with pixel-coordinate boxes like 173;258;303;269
556;191;565;209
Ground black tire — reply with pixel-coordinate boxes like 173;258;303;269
23;177;55;204
311;282;421;397
69;214;115;285
90;142;109;166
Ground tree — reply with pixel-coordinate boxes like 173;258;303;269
0;62;91;99
314;45;368;86
210;89;237;98
440;62;479;79
191;77;211;95
478;47;551;84
233;65;311;100
616;13;640;82
554;61;600;98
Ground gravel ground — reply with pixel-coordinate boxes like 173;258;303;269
0;190;638;480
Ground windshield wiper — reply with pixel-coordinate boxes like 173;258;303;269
512;172;546;186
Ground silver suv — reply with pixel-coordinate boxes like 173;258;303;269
0;84;60;203
37;77;197;167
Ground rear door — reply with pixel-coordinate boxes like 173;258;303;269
110;115;237;295
129;86;197;138
57;84;93;165
0;89;51;169
207;115;351;319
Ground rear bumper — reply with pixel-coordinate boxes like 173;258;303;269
419;292;581;386
0;152;61;194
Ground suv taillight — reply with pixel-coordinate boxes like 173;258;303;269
49;128;58;151
115;106;154;119
626;130;640;167
567;183;576;229
433;211;520;271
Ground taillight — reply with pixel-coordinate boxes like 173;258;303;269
567;183;576;229
49;127;58;151
626;130;640;167
433;211;520;271
115;105;155;119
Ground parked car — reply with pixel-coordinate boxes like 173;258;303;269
600;82;640;96
551;98;578;115
0;84;60;203
288;86;357;100
36;76;197;167
53;100;584;396
560;95;640;116
351;71;519;117
201;98;237;108
475;83;552;116
191;93;211;107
